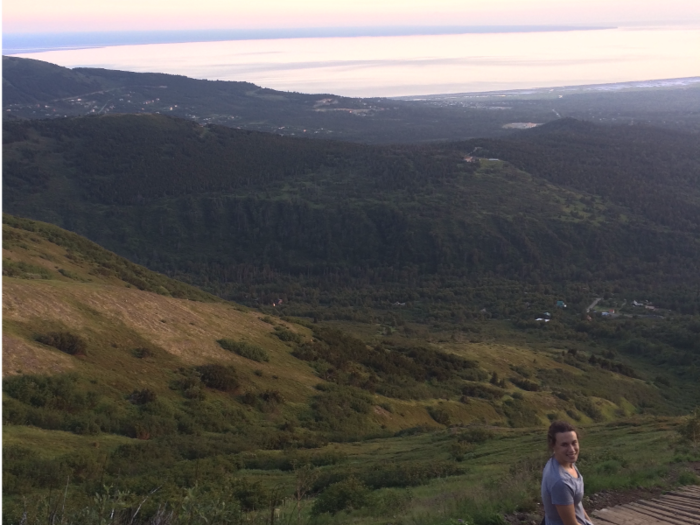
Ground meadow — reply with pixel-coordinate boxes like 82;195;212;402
3;215;700;524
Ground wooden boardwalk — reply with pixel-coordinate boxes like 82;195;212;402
592;486;700;524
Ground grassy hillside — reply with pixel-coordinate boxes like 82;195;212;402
4;216;699;523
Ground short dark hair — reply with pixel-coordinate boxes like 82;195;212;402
547;420;577;449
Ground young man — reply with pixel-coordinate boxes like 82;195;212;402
541;421;594;525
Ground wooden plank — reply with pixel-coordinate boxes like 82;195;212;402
636;499;700;522
625;502;691;525
676;486;700;496
592;508;655;525
659;494;700;510
598;506;672;525
592;513;629;525
592;485;700;524
613;507;671;524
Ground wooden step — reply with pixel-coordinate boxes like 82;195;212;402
592;485;700;525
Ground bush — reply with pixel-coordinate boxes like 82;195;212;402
311;477;370;515
128;388;157;405
450;441;476;461
462;384;504;400
428;406;451;426
574;397;604;422
308;385;373;433
132;347;154;359
273;326;302;344
367;488;414;516
196;364;240;392
217;339;269;362
678;412;700;448
35;331;87;356
458;427;494;444
510;378;541;391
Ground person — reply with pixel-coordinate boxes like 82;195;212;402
541;421;594;525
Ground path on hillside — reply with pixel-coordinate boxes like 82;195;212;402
592;485;700;524
586;297;602;312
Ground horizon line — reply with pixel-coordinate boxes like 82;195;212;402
5;25;614;54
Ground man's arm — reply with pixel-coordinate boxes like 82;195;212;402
555;504;581;525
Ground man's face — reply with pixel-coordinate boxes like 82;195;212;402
553;430;579;466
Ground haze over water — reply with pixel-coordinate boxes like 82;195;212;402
13;26;700;97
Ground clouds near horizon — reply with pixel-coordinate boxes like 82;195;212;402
4;0;699;33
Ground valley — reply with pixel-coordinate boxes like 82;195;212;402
2;56;700;525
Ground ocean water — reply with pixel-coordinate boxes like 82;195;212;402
12;26;700;97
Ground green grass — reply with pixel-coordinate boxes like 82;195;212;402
3;217;700;524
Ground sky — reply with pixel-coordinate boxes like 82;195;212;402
4;0;700;34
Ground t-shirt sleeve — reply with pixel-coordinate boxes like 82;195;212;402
549;479;575;506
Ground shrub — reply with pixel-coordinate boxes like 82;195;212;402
228;479;270;511
260;390;284;404
311;477;370;515
428;406;451;426
360;461;465;489
510;378;541;391
273;326;302;343
35;331;87;356
128;388;157;405
462;384;503;400
574;397;604;422
367;488;414;516
458;427;494;444
308;385;373;433
217;339;269;362
196;364;240;392
131;347;153;359
678;412;700;448
566;409;581;421
450;441;476;461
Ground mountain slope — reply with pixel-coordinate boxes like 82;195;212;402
2;56;102;105
3;216;698;523
4;114;700;321
5;56;700;142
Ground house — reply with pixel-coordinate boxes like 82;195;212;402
556;301;567;308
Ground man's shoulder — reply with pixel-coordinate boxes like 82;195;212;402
543;459;568;486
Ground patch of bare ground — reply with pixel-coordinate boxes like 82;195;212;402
3;279;294;363
373;405;393;418
3;281;89;329
2;278;320;403
2;333;74;376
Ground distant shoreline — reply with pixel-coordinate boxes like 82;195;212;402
3;25;613;55
392;77;700;100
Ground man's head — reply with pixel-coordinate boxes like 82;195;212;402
547;420;579;465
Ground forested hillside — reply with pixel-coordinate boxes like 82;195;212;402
5;56;700;143
4;114;700;324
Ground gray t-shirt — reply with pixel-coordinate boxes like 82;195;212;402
541;457;593;525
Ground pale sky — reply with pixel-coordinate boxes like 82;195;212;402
4;0;700;34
